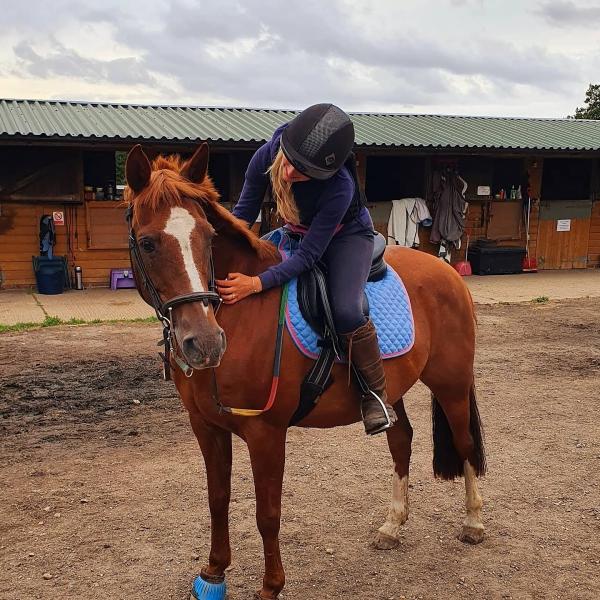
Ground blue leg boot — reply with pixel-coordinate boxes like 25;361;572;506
190;573;227;600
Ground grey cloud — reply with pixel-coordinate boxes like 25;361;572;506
1;0;583;111
13;39;159;87
0;2;88;32
449;0;486;6
106;0;577;107
164;0;260;41
536;0;600;26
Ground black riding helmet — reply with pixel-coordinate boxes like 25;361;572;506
280;103;355;180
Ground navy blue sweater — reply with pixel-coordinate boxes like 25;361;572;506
233;124;371;290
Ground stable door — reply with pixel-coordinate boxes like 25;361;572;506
536;200;592;269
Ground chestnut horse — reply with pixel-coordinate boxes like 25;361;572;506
125;143;486;600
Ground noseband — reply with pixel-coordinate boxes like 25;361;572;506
126;205;222;380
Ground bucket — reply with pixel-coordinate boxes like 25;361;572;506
453;233;472;277
522;257;538;273
454;261;472;276
35;261;65;295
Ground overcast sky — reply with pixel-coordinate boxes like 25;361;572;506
1;0;598;117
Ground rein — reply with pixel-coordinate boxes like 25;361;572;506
125;204;222;380
212;282;289;417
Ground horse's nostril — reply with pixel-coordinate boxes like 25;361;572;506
182;335;200;358
219;330;227;349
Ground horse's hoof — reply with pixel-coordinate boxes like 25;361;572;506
191;574;227;600
458;525;485;545
372;531;400;550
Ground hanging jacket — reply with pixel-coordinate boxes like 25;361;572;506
39;215;56;259
387;198;432;247
430;170;467;247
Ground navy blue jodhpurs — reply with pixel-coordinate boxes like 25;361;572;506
321;221;375;334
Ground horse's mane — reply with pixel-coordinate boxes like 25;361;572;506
127;154;278;261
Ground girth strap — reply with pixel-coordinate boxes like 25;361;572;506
289;338;336;425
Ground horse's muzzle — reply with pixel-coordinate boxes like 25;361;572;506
181;328;226;369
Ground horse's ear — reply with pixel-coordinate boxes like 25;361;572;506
182;142;209;184
126;144;151;193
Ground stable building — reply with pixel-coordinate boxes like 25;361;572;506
1;98;599;288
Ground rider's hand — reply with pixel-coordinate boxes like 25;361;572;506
216;273;262;304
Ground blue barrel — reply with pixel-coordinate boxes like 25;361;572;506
35;260;65;295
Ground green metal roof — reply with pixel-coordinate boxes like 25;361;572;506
2;98;600;152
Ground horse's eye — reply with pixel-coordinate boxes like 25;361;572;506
140;238;155;253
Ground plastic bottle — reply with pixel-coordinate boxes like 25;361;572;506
510;185;516;200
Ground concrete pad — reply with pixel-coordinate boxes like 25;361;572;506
0;290;45;325
2;270;600;326
35;289;155;321
465;269;600;304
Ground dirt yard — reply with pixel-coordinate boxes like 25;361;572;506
1;298;599;600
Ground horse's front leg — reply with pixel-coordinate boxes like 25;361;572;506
247;425;287;599
188;417;233;588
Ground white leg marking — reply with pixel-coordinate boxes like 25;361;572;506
378;473;409;539
164;207;208;315
463;460;484;530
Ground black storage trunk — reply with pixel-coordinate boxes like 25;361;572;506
467;245;526;275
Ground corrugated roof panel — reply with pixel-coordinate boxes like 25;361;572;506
1;99;600;151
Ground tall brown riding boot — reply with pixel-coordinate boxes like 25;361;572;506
340;319;398;435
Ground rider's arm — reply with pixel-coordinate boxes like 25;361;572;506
257;174;354;291
232;143;271;225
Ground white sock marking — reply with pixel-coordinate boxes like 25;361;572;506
463;460;484;531
164;207;208;315
378;473;409;539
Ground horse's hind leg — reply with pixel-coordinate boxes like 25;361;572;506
430;381;486;544
373;399;413;550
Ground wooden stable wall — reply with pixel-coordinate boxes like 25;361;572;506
1;144;599;288
535;157;599;269
0;201;131;288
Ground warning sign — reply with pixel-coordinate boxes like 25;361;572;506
52;211;65;226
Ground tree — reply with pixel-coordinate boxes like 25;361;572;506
115;151;127;185
574;84;600;119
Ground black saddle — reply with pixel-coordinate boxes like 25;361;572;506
289;232;388;426
369;232;388;282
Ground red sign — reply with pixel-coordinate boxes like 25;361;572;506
52;211;64;226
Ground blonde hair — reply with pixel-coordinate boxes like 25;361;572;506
267;148;301;226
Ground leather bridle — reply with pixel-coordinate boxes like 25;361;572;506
126;204;222;380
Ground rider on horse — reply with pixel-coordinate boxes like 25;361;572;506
216;103;397;435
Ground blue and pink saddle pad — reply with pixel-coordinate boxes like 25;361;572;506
264;228;415;361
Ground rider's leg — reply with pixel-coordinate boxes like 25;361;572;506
323;224;397;435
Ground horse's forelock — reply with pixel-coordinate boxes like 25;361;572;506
129;152;278;261
130;156;219;219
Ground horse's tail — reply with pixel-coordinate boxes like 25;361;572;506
431;382;486;480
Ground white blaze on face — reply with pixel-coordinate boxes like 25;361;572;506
164;206;208;314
